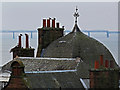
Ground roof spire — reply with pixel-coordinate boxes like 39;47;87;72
73;6;79;24
72;6;81;33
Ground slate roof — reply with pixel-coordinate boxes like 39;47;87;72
2;57;79;72
24;72;84;89
2;57;85;89
43;24;119;69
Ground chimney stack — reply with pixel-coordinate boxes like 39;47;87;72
94;61;99;69
47;18;50;27
105;60;109;68
25;34;29;48
56;22;59;28
43;19;46;28
100;55;103;66
52;18;55;28
18;34;22;48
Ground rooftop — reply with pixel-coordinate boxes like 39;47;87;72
2;57;79;72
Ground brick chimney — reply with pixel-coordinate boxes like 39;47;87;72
36;17;64;57
90;69;119;88
25;34;29;48
90;56;119;88
3;61;28;89
11;60;24;76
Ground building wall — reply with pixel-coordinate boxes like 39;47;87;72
13;48;34;59
90;69;119;88
10;34;35;59
36;27;64;57
4;77;28;90
4;61;28;90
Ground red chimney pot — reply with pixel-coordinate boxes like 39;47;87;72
47;19;50;27
18;34;22;48
43;19;46;28
94;61;99;69
25;34;29;48
52;18;55;28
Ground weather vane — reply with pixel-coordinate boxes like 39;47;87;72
73;6;79;24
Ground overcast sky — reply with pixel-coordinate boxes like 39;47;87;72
2;2;118;31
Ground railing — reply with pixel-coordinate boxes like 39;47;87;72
66;30;120;38
1;30;37;39
1;30;120;39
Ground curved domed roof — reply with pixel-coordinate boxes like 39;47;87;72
43;23;118;67
42;7;118;69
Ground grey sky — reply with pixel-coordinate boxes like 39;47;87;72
2;2;118;31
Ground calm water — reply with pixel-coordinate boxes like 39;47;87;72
1;31;119;66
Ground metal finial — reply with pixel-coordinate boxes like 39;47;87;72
73;6;79;24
